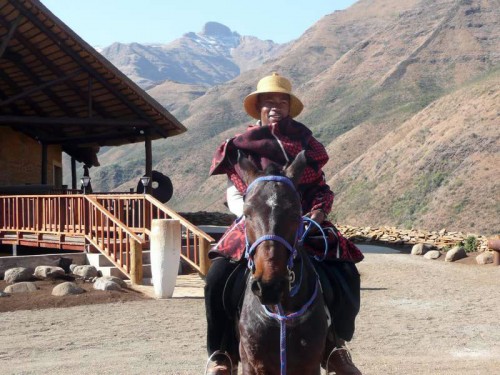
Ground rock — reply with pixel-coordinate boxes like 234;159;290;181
52;282;85;296
445;246;467;262
34;266;66;279
57;257;73;273
72;265;98;279
4;281;38;293
424;250;441;260
93;278;122;291
4;267;33;284
411;243;432;256
96;276;128;289
476;251;493;265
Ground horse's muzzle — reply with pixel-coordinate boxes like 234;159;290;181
251;277;287;305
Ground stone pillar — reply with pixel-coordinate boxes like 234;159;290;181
150;219;181;298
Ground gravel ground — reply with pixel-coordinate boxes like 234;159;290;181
1;246;498;374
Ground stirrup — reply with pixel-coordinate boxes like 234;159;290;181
205;350;235;375
324;345;355;375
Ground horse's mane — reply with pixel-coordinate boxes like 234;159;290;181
263;163;284;176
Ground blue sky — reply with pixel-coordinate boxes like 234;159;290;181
40;0;357;47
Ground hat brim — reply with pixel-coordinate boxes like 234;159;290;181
243;91;304;120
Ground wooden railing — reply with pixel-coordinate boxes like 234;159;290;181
84;196;144;281
0;194;215;279
95;194;214;275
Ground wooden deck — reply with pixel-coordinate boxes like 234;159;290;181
0;193;215;280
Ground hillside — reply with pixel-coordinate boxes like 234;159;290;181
91;0;499;235
329;70;499;235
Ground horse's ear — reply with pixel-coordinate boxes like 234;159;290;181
237;150;260;185
285;150;307;186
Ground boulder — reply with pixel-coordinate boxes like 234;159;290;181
96;276;128;289
93;278;122;291
34;266;66;279
52;282;85;296
424;250;441;260
445;246;467;262
4;267;33;284
411;243;432;256
4;281;38;293
72;265;98;279
476;251;493;265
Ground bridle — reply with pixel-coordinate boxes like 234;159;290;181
243;175;303;276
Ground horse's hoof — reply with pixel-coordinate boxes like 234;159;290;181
324;346;362;375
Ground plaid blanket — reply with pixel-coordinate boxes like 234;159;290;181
209;118;334;214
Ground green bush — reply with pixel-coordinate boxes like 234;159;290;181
462;236;478;253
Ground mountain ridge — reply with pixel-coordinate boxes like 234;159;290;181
85;0;499;235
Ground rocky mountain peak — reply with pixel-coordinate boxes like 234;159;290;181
200;22;239;38
101;22;283;88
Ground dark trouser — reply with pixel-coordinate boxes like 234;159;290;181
204;257;241;357
204;256;360;356
314;260;360;341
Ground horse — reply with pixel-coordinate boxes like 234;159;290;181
236;151;329;375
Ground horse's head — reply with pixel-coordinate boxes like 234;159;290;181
239;151;307;306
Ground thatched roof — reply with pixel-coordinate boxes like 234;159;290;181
0;0;186;166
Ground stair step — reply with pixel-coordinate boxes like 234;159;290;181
98;264;152;279
86;250;151;267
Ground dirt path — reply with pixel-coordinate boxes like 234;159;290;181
1;248;499;374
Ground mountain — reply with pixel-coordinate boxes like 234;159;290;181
92;0;499;235
100;22;288;89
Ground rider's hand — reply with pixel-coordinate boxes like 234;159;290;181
309;209;326;225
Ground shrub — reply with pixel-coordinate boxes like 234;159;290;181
462;236;478;253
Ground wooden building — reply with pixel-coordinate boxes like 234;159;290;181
0;0;213;280
0;0;186;191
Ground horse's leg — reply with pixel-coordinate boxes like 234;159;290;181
239;345;257;375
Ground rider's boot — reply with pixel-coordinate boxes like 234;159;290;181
323;332;362;375
205;350;238;375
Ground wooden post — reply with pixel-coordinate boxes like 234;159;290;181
144;134;152;195
199;238;211;276
130;238;143;285
41;143;47;184
71;157;76;189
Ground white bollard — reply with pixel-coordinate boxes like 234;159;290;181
150;219;181;298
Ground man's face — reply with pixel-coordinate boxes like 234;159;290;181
257;93;290;126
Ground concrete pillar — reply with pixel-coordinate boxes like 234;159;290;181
150;219;181;298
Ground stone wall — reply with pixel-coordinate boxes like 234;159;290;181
337;225;490;252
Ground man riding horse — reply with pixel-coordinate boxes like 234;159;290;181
205;73;364;375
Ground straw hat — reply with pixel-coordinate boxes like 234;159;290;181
243;73;304;119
